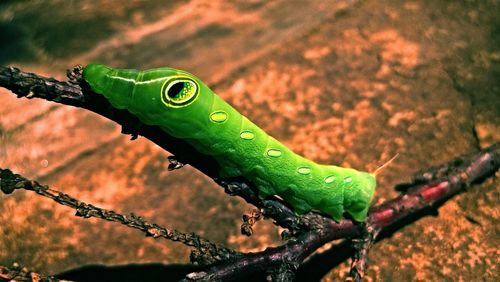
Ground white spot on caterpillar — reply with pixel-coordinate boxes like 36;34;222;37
297;167;311;175
240;131;255;140
343;176;353;184
324;175;336;184
267;149;282;158
210;110;228;123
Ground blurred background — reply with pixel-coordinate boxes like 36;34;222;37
0;0;498;281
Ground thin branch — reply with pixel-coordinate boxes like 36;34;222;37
0;169;238;265
347;225;377;282
181;144;499;281
1;66;499;281
0;264;65;282
0;65;303;232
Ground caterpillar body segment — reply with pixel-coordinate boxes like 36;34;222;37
83;64;376;222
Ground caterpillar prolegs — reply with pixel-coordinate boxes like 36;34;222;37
83;64;377;222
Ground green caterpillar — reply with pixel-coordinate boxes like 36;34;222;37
83;64;377;222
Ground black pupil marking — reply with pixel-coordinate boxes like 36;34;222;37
168;82;185;99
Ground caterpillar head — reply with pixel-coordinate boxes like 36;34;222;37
82;64;214;129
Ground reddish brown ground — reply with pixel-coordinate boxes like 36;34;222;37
0;0;498;281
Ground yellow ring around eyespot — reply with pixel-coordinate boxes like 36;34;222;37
160;76;199;108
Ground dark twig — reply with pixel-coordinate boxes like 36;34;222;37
220;180;305;232
0;264;64;282
241;209;263;236
0;169;238;265
181;144;498;281
0;65;303;232
347;225;377;282
1;66;499;281
167;155;186;171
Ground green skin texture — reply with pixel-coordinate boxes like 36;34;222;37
83;64;376;222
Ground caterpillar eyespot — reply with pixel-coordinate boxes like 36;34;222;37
82;63;378;222
161;77;199;107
